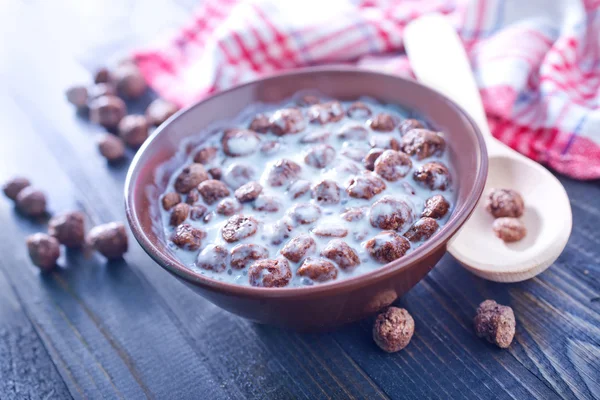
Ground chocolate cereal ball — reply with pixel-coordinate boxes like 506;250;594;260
297;257;338;283
87;222;128;260
368;113;398;132
365;231;410;264
193;146;218;165
65;85;88;109
222;129;261;157
493;218;526;243
161;192;181;211
248;258;292;287
170;203;190;226
234;181;262;203
16;187;47;217
321;240;360;270
369;196;415;231
97;134;125;162
474;300;516;348
174;164;209;194
171;224;205;250
198;180;230;205
114;62;146;99
363;148;384;171
307;101;344;124
486;189;524;218
249;114;271;133
118;114;149;148
413;162;451;191
346;173;386;200
267;159;301;187
230;244;269;270
196;244;229;272
146;98;179;126
304;144;336;169
89;95;127;129
311;180;340;205
422;195;450;219
26;233;60;271
403;217;439;242
280;235;316;263
346;101;372;119
48;211;86;248
3;176;31;201
400;129;446;160
221;215;259;243
374;150;412;181
398;118;424;135
269;108;306;135
373;307;415;353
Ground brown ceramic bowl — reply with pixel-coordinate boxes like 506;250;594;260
125;67;487;332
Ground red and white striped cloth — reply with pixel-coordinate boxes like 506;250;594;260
133;0;600;180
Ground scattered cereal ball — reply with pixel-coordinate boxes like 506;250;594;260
193;146;218;165
346;173;386;199
169;203;190;226
346;101;372;119
493;218;526;243
114;62;146;99
365;231;410;263
234;181;263;203
341;146;368;162
287;180;311;199
174;164;209;194
369;196;415;231
280;234;316;263
300;130;331;144
253;195;280;212
216;198;242;216
363;148;384;171
307;101;344;124
369;135;400;151
400;129;446;160
473;300;516;348
221;215;259;243
269;108;305;135
340;207;365;222
422;195;450;219
304;144;336;168
288;203;321;225
16;187;47;217
297;95;321;107
208;167;223;180
312;225;348;238
89;95;127;129
413;162;451;190
196;244;229;272
94;67;112;84
249;114;271;133
369;113;398;132
267;159;301;187
198;179;230;205
3;176;31;201
189;205;208;221
88;83;117;100
260;140;280;154
336;124;369;140
118;115;149;148
171;223;205;250
249;258;292;287
321;240;360;270
65;85;88;108
222;129;261;157
297;257;338;282
486;189;524;218
223;164;255;189
374;150;412;181
87;222;128;260
97;134;125;162
162;192;181;210
373;307;415;353
26;233;60;271
145;98;179;126
230;244;269;270
398;119;424;135
311;180;340;205
265;219;294;245
48;211;85;248
403;217;439;242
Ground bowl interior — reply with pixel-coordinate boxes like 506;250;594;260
125;68;487;297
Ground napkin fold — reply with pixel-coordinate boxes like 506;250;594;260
134;0;600;179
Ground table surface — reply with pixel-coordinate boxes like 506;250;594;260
1;1;599;399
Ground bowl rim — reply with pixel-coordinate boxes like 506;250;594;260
125;66;488;299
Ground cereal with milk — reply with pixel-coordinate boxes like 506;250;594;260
160;94;456;287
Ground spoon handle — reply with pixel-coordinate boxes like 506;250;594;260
404;14;501;153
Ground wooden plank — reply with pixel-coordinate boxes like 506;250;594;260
0;269;72;400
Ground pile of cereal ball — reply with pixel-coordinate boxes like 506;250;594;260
2;176;128;271
373;300;516;353
65;61;179;162
485;188;527;243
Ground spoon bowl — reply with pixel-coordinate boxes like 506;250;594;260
405;14;572;282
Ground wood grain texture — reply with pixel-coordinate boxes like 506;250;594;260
0;1;599;399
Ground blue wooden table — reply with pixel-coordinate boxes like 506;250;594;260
1;1;599;399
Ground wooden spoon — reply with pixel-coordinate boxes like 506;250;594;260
404;14;572;282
